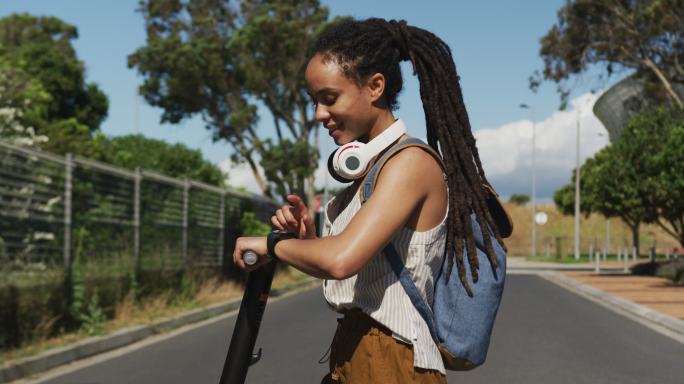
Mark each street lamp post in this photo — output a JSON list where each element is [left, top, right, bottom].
[[520, 104, 536, 259], [575, 108, 581, 260]]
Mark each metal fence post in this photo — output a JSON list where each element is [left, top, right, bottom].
[[63, 153, 74, 310], [134, 167, 141, 284], [182, 179, 189, 268], [218, 191, 225, 267], [64, 153, 73, 278]]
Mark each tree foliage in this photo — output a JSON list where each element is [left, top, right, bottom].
[[532, 0, 684, 108], [0, 62, 49, 147], [621, 107, 684, 246], [553, 146, 652, 253], [102, 134, 226, 186], [508, 194, 530, 205], [0, 13, 109, 146], [554, 107, 684, 251], [128, 0, 332, 204], [654, 123, 684, 246]]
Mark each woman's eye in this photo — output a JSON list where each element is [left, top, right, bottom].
[[309, 95, 336, 109]]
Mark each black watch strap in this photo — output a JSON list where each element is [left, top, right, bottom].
[[267, 231, 297, 262]]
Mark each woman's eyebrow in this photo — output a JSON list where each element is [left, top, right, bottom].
[[314, 88, 338, 96]]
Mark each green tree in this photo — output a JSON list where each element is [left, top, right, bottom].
[[102, 134, 226, 186], [625, 107, 684, 246], [128, 0, 332, 206], [553, 148, 652, 254], [655, 120, 684, 246], [0, 13, 109, 147], [0, 61, 49, 147], [584, 147, 654, 254], [554, 107, 684, 253], [508, 194, 530, 205], [531, 0, 684, 108]]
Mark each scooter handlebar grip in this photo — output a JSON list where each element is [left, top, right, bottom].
[[242, 250, 259, 266]]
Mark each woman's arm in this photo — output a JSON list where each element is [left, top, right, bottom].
[[233, 147, 443, 279]]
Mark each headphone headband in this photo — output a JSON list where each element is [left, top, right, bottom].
[[363, 119, 407, 155]]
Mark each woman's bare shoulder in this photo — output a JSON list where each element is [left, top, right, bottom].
[[382, 145, 444, 183]]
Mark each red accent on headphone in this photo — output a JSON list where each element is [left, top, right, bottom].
[[336, 145, 359, 160]]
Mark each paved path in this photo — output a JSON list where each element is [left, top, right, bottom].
[[561, 272, 684, 320], [26, 275, 684, 384]]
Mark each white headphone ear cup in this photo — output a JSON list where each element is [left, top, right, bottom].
[[337, 144, 372, 180], [339, 150, 368, 179], [327, 150, 354, 183]]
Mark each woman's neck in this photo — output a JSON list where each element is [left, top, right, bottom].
[[360, 111, 396, 143]]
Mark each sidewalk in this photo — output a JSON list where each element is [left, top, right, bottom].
[[558, 272, 684, 320], [508, 256, 684, 340]]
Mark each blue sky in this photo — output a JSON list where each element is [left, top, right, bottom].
[[1, 0, 616, 200]]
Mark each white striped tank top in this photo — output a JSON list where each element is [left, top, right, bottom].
[[322, 181, 448, 374]]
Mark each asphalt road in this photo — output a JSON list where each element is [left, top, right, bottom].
[[35, 275, 683, 384]]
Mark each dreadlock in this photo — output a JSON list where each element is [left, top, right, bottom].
[[312, 18, 507, 296]]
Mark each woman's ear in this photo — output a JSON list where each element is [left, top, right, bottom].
[[366, 73, 386, 103]]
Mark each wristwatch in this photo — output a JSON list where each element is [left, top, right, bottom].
[[267, 231, 297, 262]]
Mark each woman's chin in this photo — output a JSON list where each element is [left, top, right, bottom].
[[331, 135, 349, 146]]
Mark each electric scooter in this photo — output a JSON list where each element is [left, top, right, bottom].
[[218, 250, 272, 384]]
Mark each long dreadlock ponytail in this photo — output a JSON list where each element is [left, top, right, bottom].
[[312, 18, 506, 296]]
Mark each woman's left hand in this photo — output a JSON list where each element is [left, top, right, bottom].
[[232, 236, 269, 272]]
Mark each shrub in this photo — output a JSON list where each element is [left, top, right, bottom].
[[631, 259, 684, 285], [509, 194, 530, 205], [239, 211, 271, 236], [655, 259, 684, 285]]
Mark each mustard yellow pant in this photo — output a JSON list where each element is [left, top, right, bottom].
[[322, 309, 447, 384]]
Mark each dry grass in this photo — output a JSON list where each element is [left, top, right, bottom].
[[0, 266, 311, 364], [503, 202, 678, 257]]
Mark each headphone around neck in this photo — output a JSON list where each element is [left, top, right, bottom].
[[327, 119, 407, 183]]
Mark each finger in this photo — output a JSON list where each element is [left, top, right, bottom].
[[302, 213, 316, 237], [282, 205, 299, 228], [286, 195, 308, 216], [271, 215, 284, 230], [275, 209, 291, 230], [233, 239, 242, 267], [232, 246, 237, 266]]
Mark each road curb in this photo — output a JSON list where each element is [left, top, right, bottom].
[[539, 271, 684, 339], [0, 277, 320, 383]]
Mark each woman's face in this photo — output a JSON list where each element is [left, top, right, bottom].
[[305, 53, 377, 145]]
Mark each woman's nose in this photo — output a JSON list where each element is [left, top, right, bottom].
[[314, 104, 330, 123]]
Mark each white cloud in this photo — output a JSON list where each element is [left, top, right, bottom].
[[476, 92, 610, 202], [218, 159, 264, 194]]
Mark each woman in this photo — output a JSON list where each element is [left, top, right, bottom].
[[233, 18, 506, 383]]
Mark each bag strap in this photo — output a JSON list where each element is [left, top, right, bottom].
[[360, 137, 512, 237], [361, 137, 442, 344], [360, 137, 446, 205], [384, 242, 441, 344]]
